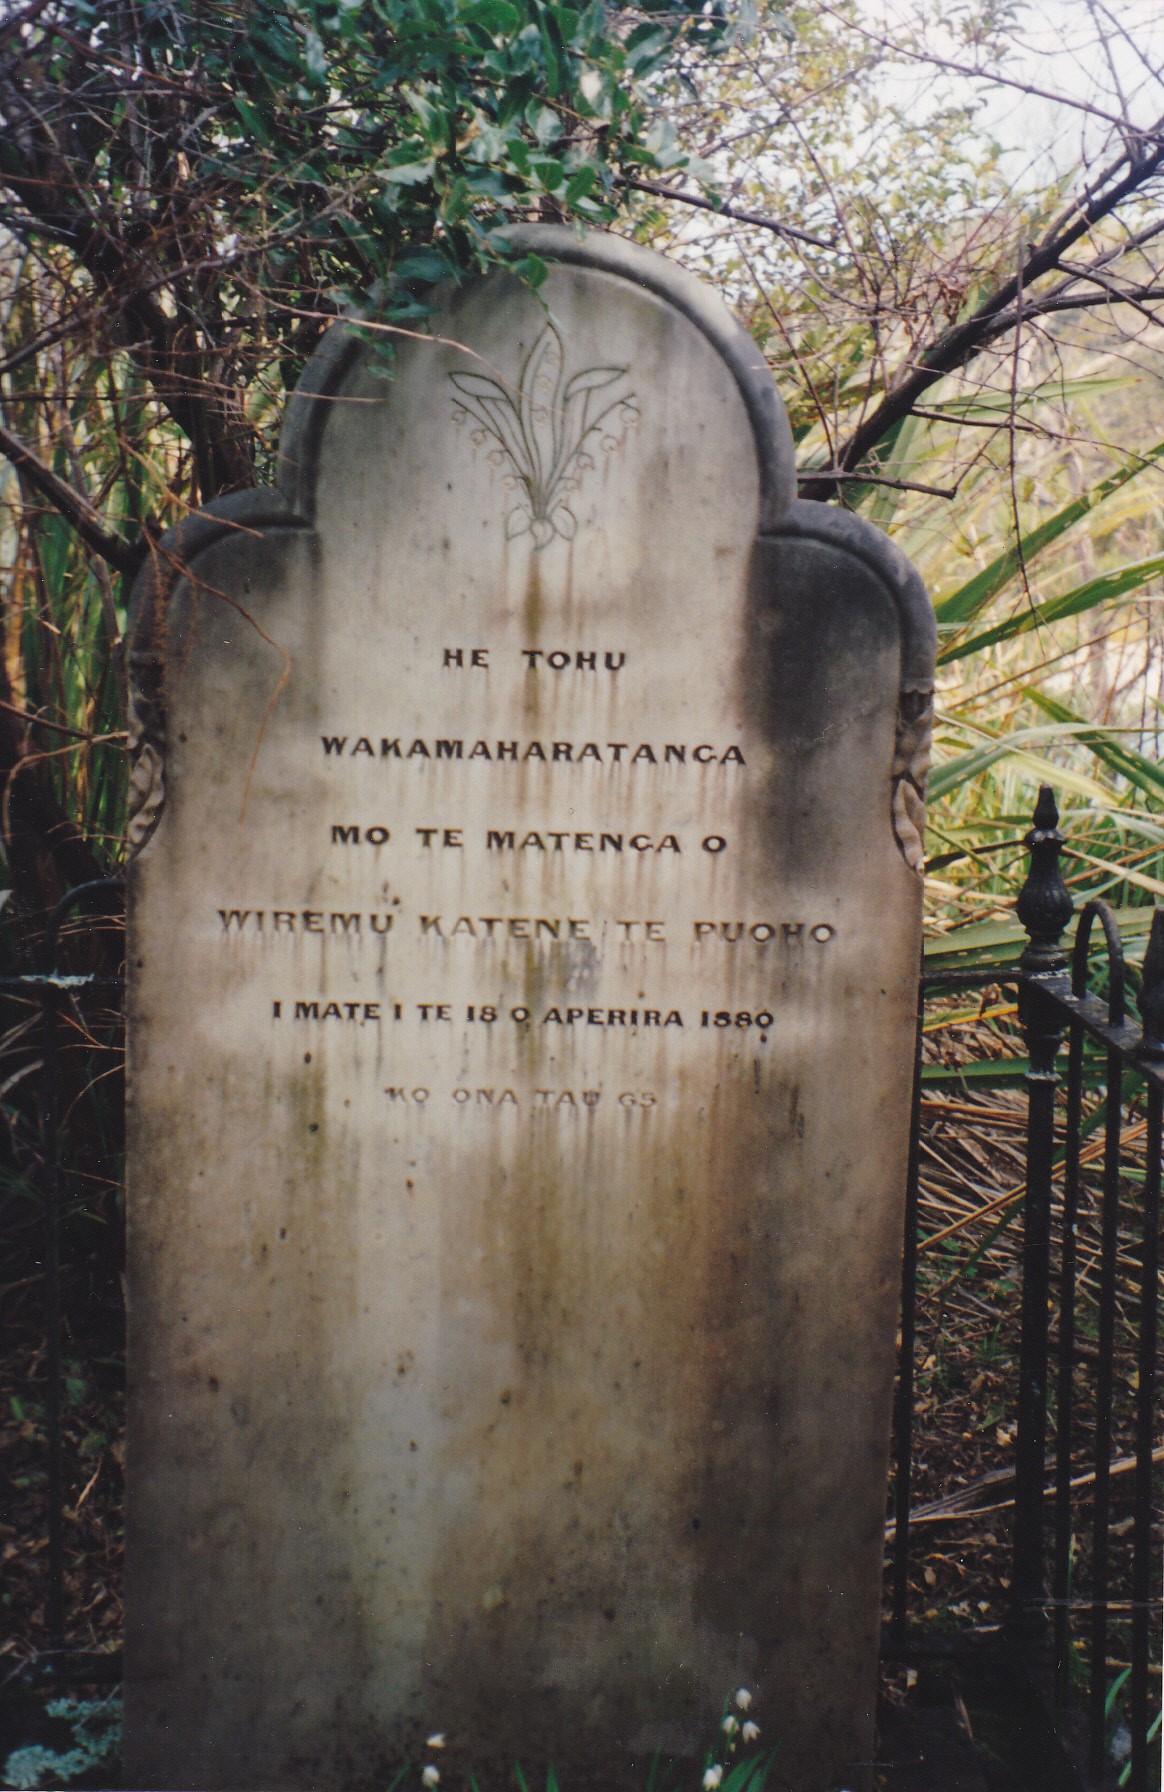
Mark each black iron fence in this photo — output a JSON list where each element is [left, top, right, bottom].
[[2, 796, 1160, 1789], [891, 788, 1163, 1791]]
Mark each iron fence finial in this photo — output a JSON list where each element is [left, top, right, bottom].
[[1016, 785, 1074, 975]]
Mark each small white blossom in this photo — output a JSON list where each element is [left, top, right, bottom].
[[722, 1715, 739, 1736], [422, 1768, 440, 1787], [734, 1688, 753, 1711], [703, 1768, 723, 1790], [742, 1722, 760, 1744], [426, 1735, 446, 1750]]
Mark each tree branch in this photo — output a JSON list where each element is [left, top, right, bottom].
[[796, 468, 958, 499], [0, 142, 257, 498], [622, 176, 835, 251], [798, 137, 1164, 501], [0, 418, 145, 580]]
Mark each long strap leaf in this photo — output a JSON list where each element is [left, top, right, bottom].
[[938, 554, 1164, 664], [934, 439, 1164, 627], [927, 722, 1113, 802], [1024, 689, 1164, 800]]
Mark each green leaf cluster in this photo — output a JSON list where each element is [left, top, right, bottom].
[[9, 0, 741, 339]]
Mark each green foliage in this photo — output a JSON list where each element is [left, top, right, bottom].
[[0, 262, 130, 877], [932, 439, 1164, 634], [5, 0, 744, 365], [853, 351, 1164, 951], [2, 1696, 121, 1790], [633, 5, 1164, 967], [0, 0, 757, 906]]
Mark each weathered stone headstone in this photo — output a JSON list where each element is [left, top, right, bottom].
[[125, 228, 934, 1792]]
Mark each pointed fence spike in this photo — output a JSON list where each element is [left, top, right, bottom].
[[1016, 786, 1074, 974]]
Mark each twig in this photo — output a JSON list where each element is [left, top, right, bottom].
[[798, 135, 1164, 500], [622, 176, 834, 250], [796, 468, 958, 499], [889, 1444, 1164, 1533], [0, 698, 125, 744], [0, 419, 144, 580]]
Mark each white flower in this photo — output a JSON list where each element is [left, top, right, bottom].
[[426, 1735, 446, 1750], [722, 1715, 739, 1736], [742, 1722, 760, 1743], [422, 1768, 440, 1788], [703, 1768, 723, 1790], [734, 1688, 753, 1711]]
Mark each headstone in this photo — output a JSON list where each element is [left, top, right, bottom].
[[124, 227, 934, 1792]]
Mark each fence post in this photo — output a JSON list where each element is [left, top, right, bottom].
[[1011, 786, 1073, 1640], [1130, 910, 1164, 1792]]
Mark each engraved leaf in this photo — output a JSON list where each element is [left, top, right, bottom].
[[519, 324, 564, 499], [449, 370, 510, 402], [448, 327, 636, 551], [466, 389, 529, 483], [562, 366, 626, 399]]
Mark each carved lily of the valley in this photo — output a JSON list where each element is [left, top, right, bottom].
[[450, 322, 638, 549]]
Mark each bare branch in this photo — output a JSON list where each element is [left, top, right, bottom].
[[814, 1, 1158, 135], [622, 176, 834, 250], [796, 468, 959, 498], [798, 138, 1164, 501], [0, 417, 144, 580]]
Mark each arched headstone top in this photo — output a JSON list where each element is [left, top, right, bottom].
[[131, 228, 934, 870], [276, 224, 798, 530]]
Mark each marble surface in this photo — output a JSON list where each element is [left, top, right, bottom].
[[124, 231, 934, 1792]]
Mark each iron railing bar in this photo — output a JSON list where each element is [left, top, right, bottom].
[[1072, 901, 1127, 1029], [1011, 788, 1074, 1648], [921, 968, 1024, 991], [1129, 1082, 1162, 1792], [1088, 1044, 1126, 1779], [1011, 1051, 1059, 1639], [1043, 994, 1143, 1058], [1128, 1057, 1164, 1095], [41, 972, 64, 1654], [922, 973, 1164, 1079], [0, 974, 125, 993], [891, 976, 925, 1653], [40, 876, 125, 973], [1054, 1013, 1084, 1707]]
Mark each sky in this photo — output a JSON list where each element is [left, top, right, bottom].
[[859, 0, 1164, 190]]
